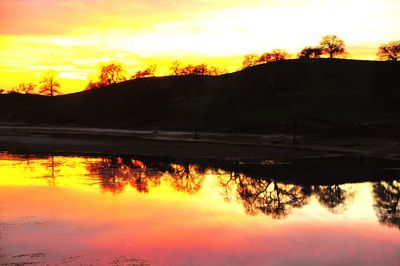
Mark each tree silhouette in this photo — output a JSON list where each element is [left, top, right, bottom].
[[86, 62, 127, 89], [373, 180, 400, 230], [39, 71, 61, 96], [15, 82, 36, 94], [178, 64, 196, 75], [313, 185, 354, 214], [85, 80, 101, 90], [319, 35, 346, 58], [257, 49, 289, 64], [99, 62, 126, 85], [298, 46, 323, 59], [377, 41, 400, 61], [170, 60, 183, 75], [131, 65, 157, 79], [169, 61, 223, 76], [191, 64, 208, 75], [242, 54, 259, 69], [208, 66, 226, 75], [7, 88, 22, 94]]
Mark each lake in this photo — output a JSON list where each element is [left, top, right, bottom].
[[0, 153, 399, 265]]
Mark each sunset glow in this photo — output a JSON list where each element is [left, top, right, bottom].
[[1, 0, 400, 93]]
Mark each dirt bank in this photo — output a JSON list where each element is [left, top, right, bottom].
[[0, 125, 399, 162]]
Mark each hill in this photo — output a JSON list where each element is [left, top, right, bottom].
[[0, 59, 399, 134]]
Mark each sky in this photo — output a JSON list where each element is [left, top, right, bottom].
[[1, 0, 400, 93]]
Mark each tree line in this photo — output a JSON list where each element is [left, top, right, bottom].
[[4, 34, 400, 95], [85, 61, 227, 90], [242, 35, 400, 68], [241, 34, 348, 68]]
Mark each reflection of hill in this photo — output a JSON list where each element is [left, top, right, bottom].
[[224, 156, 400, 185], [373, 180, 400, 230], [1, 59, 399, 131]]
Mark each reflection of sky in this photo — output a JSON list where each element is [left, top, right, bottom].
[[0, 155, 399, 265]]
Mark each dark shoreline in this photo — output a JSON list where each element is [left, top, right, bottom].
[[1, 125, 399, 185], [1, 125, 399, 157]]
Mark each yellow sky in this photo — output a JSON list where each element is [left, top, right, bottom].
[[1, 0, 399, 93]]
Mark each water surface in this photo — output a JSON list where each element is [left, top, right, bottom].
[[0, 154, 399, 265]]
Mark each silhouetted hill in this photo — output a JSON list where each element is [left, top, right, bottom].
[[1, 59, 399, 133]]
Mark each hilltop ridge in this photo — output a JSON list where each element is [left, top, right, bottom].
[[0, 59, 399, 134]]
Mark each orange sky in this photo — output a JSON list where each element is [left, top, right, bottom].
[[1, 0, 400, 93]]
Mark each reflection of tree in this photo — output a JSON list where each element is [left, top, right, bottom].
[[373, 180, 400, 230], [87, 158, 161, 194], [168, 164, 205, 194], [87, 158, 206, 195], [218, 171, 240, 202], [219, 173, 309, 219], [314, 185, 354, 214], [42, 156, 60, 186], [240, 178, 309, 218]]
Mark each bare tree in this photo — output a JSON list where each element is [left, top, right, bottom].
[[319, 35, 347, 58], [377, 41, 400, 61], [39, 71, 61, 96]]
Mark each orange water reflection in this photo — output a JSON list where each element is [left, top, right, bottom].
[[0, 154, 399, 265]]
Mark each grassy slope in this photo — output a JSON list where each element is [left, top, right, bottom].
[[0, 59, 399, 133]]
